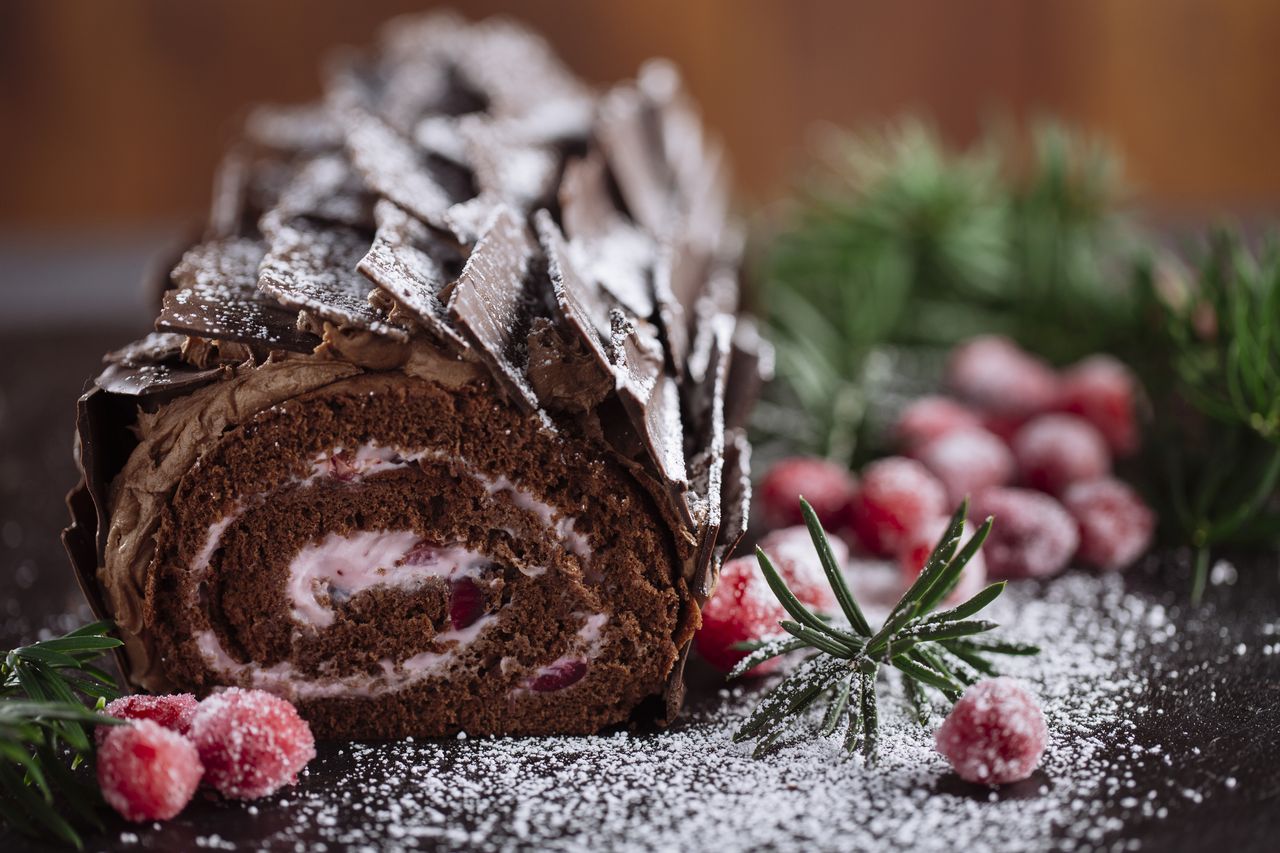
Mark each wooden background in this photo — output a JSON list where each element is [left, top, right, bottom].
[[2, 0, 1280, 229]]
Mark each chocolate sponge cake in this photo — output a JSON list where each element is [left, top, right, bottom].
[[63, 13, 767, 739]]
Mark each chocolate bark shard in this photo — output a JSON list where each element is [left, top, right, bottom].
[[596, 85, 673, 239], [339, 104, 474, 233], [608, 311, 688, 490], [159, 238, 322, 352], [104, 332, 187, 367], [454, 18, 587, 118], [558, 153, 656, 318], [266, 154, 376, 233], [259, 218, 410, 341], [357, 200, 467, 348], [445, 206, 549, 424]]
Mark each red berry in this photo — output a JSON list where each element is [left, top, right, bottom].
[[971, 487, 1079, 579], [935, 677, 1048, 784], [846, 457, 948, 556], [757, 457, 857, 530], [757, 525, 847, 612], [402, 538, 443, 565], [97, 720, 203, 822], [97, 693, 199, 745], [898, 516, 988, 606], [1012, 414, 1110, 495], [1057, 355, 1141, 456], [529, 659, 589, 692], [188, 688, 316, 800], [448, 578, 485, 630], [695, 556, 788, 674], [946, 336, 1059, 419], [894, 396, 982, 450], [1063, 478, 1155, 571], [911, 427, 1015, 506]]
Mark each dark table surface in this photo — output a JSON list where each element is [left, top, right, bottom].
[[1, 326, 1278, 853]]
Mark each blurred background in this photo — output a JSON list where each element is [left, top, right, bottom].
[[4, 0, 1280, 324]]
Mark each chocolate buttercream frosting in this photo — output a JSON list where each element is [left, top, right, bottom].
[[65, 11, 767, 730]]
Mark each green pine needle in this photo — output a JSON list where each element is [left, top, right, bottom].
[[1, 621, 124, 849], [732, 499, 1033, 760]]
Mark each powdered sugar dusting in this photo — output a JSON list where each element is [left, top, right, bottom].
[[122, 571, 1268, 851]]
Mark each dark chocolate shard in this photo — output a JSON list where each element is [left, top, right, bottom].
[[96, 362, 226, 398], [104, 332, 187, 367], [357, 200, 466, 347], [713, 429, 752, 582], [339, 105, 474, 232], [444, 205, 549, 424], [597, 85, 673, 239], [462, 118, 559, 210], [455, 18, 587, 118], [608, 310, 688, 489], [534, 210, 613, 344], [264, 154, 376, 233], [558, 154, 656, 318], [159, 238, 321, 352], [724, 317, 774, 433], [243, 102, 344, 154], [259, 218, 410, 340]]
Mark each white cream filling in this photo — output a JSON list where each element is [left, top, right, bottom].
[[286, 530, 494, 628]]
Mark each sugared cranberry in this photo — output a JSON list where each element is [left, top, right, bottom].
[[894, 396, 983, 450], [971, 487, 1078, 579], [448, 578, 485, 630], [898, 516, 988, 606], [1057, 355, 1141, 456], [757, 526, 847, 612], [329, 451, 358, 481], [757, 456, 857, 530], [946, 336, 1059, 421], [98, 693, 199, 744], [1012, 414, 1110, 495], [846, 457, 948, 556], [935, 677, 1048, 784], [529, 658, 588, 692], [911, 427, 1015, 506], [1062, 478, 1155, 571], [97, 720, 203, 822], [188, 688, 316, 800], [695, 556, 788, 674]]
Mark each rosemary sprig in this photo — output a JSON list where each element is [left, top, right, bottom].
[[1, 621, 124, 848], [731, 499, 1036, 761]]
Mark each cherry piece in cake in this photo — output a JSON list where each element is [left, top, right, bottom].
[[529, 659, 589, 692], [448, 578, 486, 630]]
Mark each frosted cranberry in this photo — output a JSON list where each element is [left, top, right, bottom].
[[757, 525, 847, 612], [1012, 414, 1111, 495], [946, 336, 1059, 419], [935, 677, 1048, 784], [97, 693, 199, 744], [898, 516, 988, 606], [894, 396, 982, 450], [529, 659, 589, 692], [448, 578, 485, 630], [911, 427, 1015, 506], [846, 457, 948, 556], [1057, 355, 1141, 456], [971, 487, 1078, 579], [1063, 478, 1155, 571], [757, 456, 857, 530], [695, 556, 789, 674], [329, 451, 358, 481], [97, 720, 203, 822], [189, 688, 316, 800]]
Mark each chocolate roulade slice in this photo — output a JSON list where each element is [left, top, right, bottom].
[[110, 361, 681, 738]]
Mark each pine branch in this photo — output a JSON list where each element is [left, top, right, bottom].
[[732, 499, 1035, 761], [0, 621, 124, 849]]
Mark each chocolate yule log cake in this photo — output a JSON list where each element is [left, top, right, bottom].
[[63, 13, 767, 739]]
